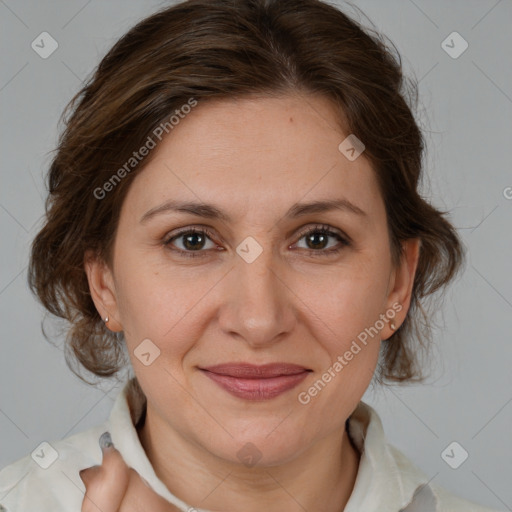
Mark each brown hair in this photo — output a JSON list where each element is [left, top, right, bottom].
[[28, 0, 465, 386]]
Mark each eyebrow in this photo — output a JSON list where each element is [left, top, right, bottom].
[[140, 198, 367, 224]]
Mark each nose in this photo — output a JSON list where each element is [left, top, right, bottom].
[[218, 243, 296, 349]]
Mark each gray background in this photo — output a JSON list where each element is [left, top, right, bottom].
[[1, 0, 511, 509]]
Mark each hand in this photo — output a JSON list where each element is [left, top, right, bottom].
[[79, 432, 181, 512]]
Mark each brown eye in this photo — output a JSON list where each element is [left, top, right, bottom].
[[294, 225, 350, 256], [164, 227, 217, 258]]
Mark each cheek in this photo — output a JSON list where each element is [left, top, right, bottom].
[[294, 269, 386, 413], [294, 251, 391, 346], [113, 251, 215, 357]]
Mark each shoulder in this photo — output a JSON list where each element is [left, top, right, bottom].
[[386, 444, 502, 512], [430, 482, 502, 512], [0, 423, 106, 511]]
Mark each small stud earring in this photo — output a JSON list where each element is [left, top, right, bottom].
[[390, 322, 396, 330], [104, 316, 109, 323]]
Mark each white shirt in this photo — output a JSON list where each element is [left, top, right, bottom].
[[0, 378, 500, 511]]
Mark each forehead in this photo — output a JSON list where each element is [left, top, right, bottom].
[[122, 94, 384, 224]]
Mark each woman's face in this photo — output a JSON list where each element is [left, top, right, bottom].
[[87, 93, 419, 466]]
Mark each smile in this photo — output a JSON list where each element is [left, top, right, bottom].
[[199, 363, 312, 401]]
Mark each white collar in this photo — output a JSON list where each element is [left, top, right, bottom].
[[342, 396, 433, 511], [108, 378, 432, 512]]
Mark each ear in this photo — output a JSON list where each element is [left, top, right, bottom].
[[382, 238, 421, 340], [84, 250, 123, 332]]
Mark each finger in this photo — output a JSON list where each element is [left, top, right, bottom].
[[79, 465, 101, 488], [80, 432, 182, 512], [80, 432, 130, 512]]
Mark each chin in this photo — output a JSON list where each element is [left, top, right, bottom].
[[204, 428, 308, 469]]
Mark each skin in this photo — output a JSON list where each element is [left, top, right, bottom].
[[80, 443, 180, 512], [84, 93, 420, 511]]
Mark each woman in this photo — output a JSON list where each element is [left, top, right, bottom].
[[0, 0, 502, 510]]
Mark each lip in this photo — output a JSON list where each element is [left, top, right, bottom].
[[199, 363, 311, 401]]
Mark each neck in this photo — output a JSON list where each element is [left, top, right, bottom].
[[138, 403, 360, 512]]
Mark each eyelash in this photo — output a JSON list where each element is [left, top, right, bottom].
[[163, 224, 351, 259]]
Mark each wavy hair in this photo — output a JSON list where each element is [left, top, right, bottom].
[[28, 0, 465, 386]]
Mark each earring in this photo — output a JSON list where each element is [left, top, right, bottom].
[[390, 322, 396, 330], [104, 316, 109, 323]]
